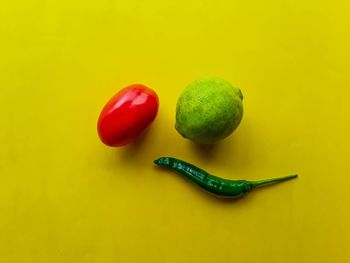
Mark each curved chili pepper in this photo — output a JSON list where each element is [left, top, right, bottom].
[[154, 157, 297, 198]]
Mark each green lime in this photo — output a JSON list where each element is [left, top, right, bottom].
[[175, 76, 243, 144]]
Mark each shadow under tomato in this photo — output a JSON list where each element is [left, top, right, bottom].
[[117, 125, 155, 164]]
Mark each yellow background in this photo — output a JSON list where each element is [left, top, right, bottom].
[[1, 0, 349, 262]]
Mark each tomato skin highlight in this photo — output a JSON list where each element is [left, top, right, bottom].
[[97, 84, 159, 147]]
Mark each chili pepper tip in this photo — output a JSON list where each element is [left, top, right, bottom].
[[154, 157, 171, 166]]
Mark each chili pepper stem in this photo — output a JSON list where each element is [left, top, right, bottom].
[[250, 174, 298, 188]]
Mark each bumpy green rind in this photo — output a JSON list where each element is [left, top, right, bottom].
[[175, 76, 243, 144]]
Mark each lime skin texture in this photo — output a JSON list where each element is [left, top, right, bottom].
[[176, 76, 243, 144]]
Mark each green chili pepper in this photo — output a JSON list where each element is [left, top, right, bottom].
[[154, 157, 297, 198]]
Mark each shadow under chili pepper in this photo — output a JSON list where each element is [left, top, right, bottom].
[[153, 165, 251, 204], [180, 182, 265, 205], [183, 181, 252, 204], [198, 190, 247, 204], [153, 161, 288, 205], [198, 177, 298, 204]]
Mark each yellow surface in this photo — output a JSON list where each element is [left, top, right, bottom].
[[1, 0, 349, 262]]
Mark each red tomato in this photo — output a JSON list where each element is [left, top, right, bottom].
[[97, 84, 159, 147]]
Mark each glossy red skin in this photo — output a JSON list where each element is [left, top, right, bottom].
[[97, 84, 159, 147]]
